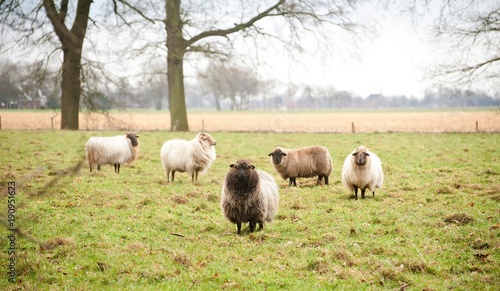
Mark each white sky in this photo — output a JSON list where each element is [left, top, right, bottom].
[[179, 1, 445, 99], [247, 4, 436, 99], [2, 1, 496, 99]]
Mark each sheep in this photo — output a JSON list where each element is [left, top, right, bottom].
[[268, 146, 333, 186], [160, 132, 217, 183], [341, 145, 384, 200], [85, 132, 140, 173], [221, 159, 279, 234]]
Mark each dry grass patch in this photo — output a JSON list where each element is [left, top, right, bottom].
[[1, 110, 499, 132]]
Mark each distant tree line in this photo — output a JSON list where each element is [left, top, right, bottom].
[[1, 61, 498, 111]]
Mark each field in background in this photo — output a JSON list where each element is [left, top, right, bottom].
[[0, 130, 499, 289], [0, 109, 499, 132]]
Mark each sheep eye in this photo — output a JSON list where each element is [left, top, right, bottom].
[[230, 164, 235, 168]]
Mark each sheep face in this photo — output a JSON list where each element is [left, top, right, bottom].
[[268, 148, 287, 165], [227, 160, 258, 191], [126, 133, 139, 146], [353, 147, 370, 166], [198, 133, 217, 146]]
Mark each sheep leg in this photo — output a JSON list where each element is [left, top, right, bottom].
[[316, 175, 328, 186], [114, 163, 120, 174], [289, 177, 297, 187], [259, 222, 263, 231], [89, 162, 93, 172], [192, 170, 199, 183], [249, 221, 256, 233], [237, 222, 242, 235], [361, 188, 366, 199], [97, 165, 101, 171], [353, 186, 358, 200], [171, 171, 175, 182]]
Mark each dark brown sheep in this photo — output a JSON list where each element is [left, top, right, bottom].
[[221, 160, 279, 234]]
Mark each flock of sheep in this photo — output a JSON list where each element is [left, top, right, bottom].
[[84, 132, 384, 234]]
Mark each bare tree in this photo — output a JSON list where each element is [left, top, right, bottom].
[[164, 0, 359, 131], [43, 0, 92, 129], [425, 1, 500, 89], [1, 0, 92, 129], [199, 60, 260, 111]]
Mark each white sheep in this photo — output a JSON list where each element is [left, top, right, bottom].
[[221, 159, 279, 234], [160, 132, 217, 183], [85, 132, 140, 173], [341, 145, 383, 200], [268, 146, 333, 186]]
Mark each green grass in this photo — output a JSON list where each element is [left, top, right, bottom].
[[0, 130, 499, 290]]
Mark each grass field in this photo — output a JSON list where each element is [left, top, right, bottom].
[[0, 129, 499, 290], [0, 130, 500, 290], [1, 109, 499, 132]]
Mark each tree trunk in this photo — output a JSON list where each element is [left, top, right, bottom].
[[43, 0, 92, 130], [60, 49, 82, 129], [167, 50, 189, 131], [214, 95, 221, 111], [166, 0, 189, 131]]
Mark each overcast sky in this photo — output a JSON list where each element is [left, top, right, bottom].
[[246, 2, 438, 99], [179, 1, 446, 99], [2, 0, 496, 99]]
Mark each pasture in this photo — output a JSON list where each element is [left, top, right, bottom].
[[0, 116, 499, 289], [0, 109, 499, 132]]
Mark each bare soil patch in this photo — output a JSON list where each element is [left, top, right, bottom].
[[0, 110, 499, 133]]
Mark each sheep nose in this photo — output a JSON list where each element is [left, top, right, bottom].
[[356, 157, 365, 165]]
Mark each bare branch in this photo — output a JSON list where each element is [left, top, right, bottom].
[[187, 0, 285, 46], [42, 0, 73, 44], [117, 0, 156, 24], [60, 0, 68, 23]]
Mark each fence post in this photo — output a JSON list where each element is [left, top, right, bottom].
[[476, 121, 478, 133], [51, 115, 56, 130], [351, 122, 355, 134]]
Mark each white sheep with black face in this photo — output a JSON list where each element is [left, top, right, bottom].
[[341, 145, 383, 200], [268, 146, 333, 186], [85, 132, 140, 174], [160, 132, 217, 183], [221, 159, 279, 235]]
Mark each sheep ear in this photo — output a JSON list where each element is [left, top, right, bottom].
[[230, 164, 235, 168], [250, 165, 255, 170], [352, 152, 358, 156], [282, 153, 287, 156], [365, 152, 370, 156], [268, 153, 273, 156]]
